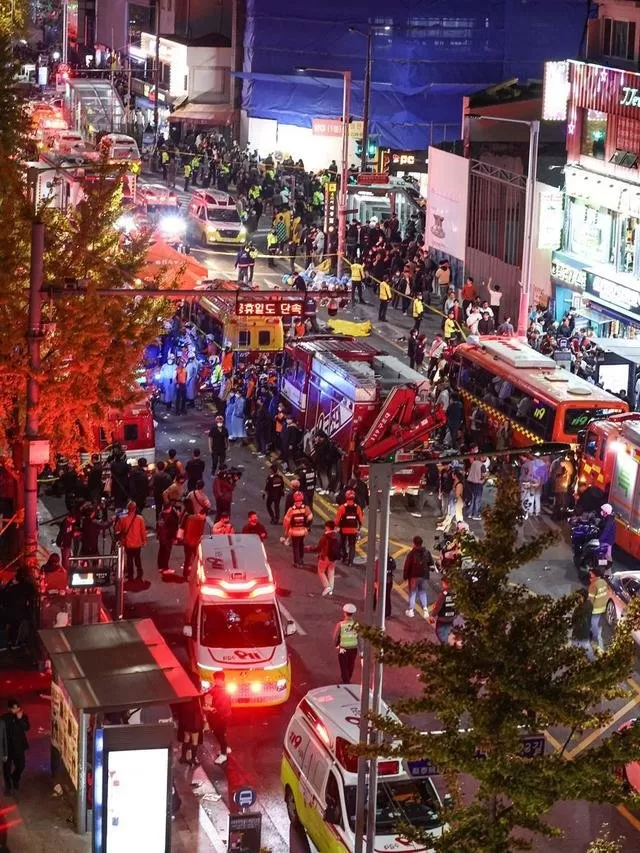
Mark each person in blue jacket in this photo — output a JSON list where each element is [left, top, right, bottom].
[[598, 502, 616, 562]]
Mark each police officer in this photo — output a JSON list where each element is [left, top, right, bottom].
[[428, 578, 457, 645], [247, 242, 258, 282], [161, 147, 170, 181], [333, 603, 359, 683], [334, 489, 363, 566], [282, 491, 313, 567], [296, 459, 316, 511], [350, 259, 366, 305], [262, 463, 285, 525], [266, 228, 278, 267], [183, 158, 192, 192]]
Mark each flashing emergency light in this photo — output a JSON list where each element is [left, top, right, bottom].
[[250, 682, 262, 694], [336, 736, 358, 772], [315, 722, 331, 746], [609, 439, 626, 454], [159, 215, 186, 236], [115, 214, 135, 233], [378, 760, 400, 776], [226, 682, 238, 695]]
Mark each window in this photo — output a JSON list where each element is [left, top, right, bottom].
[[567, 200, 613, 265], [258, 330, 271, 347], [563, 408, 624, 437], [324, 772, 343, 828], [581, 109, 607, 159], [615, 116, 640, 157], [123, 423, 138, 442], [98, 427, 107, 445], [603, 18, 636, 60], [200, 604, 282, 649], [238, 330, 251, 347], [584, 430, 599, 458]]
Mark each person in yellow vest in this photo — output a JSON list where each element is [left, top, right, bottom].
[[160, 148, 170, 180], [266, 227, 278, 267], [350, 260, 366, 305], [412, 293, 425, 332], [333, 603, 359, 683], [587, 567, 608, 652], [247, 242, 259, 282], [183, 160, 192, 192], [378, 278, 392, 322], [191, 155, 200, 187], [282, 491, 313, 567]]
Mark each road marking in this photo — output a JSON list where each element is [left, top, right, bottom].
[[616, 803, 640, 832], [565, 694, 640, 760], [543, 730, 565, 753], [279, 602, 307, 636], [627, 677, 640, 696]]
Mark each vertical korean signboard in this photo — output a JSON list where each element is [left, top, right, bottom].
[[324, 179, 339, 237], [425, 147, 470, 265]]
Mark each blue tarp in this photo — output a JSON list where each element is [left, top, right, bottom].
[[242, 0, 589, 149]]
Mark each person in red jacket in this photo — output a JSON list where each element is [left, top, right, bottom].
[[212, 466, 241, 521], [334, 490, 363, 566], [181, 509, 207, 580]]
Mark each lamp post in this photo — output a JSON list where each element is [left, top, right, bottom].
[[467, 115, 540, 337], [349, 25, 389, 174], [61, 0, 68, 64], [296, 67, 351, 277], [153, 0, 161, 144]]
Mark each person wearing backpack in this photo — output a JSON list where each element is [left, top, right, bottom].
[[165, 449, 183, 483], [310, 520, 342, 596], [334, 490, 363, 566], [403, 535, 435, 618]]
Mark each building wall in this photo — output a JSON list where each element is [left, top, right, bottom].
[[245, 116, 358, 172]]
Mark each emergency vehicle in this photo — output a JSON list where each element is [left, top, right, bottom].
[[282, 684, 447, 852], [183, 534, 296, 706], [186, 189, 246, 247], [116, 186, 187, 248], [79, 398, 156, 466], [579, 414, 640, 559], [191, 290, 285, 355], [280, 339, 446, 502], [451, 338, 627, 446]]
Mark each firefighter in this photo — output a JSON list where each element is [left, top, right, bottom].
[[235, 245, 253, 284], [335, 489, 363, 567], [282, 491, 313, 567], [333, 603, 359, 683]]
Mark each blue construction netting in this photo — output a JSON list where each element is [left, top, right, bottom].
[[241, 0, 590, 149]]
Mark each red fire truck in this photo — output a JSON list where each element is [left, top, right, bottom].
[[280, 339, 445, 504], [578, 413, 640, 559]]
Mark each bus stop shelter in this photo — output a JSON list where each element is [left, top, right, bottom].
[[39, 618, 198, 833]]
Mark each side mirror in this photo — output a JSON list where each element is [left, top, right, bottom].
[[443, 793, 453, 808], [285, 620, 297, 637], [183, 625, 193, 638]]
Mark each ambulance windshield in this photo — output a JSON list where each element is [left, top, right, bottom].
[[206, 208, 241, 223], [201, 603, 282, 648], [344, 777, 443, 833]]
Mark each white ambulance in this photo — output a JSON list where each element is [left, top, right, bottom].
[[281, 684, 448, 852], [183, 534, 296, 706]]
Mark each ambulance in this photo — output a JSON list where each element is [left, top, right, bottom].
[[282, 685, 448, 852], [186, 189, 246, 247], [183, 534, 296, 706]]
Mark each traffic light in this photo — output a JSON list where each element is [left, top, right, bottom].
[[354, 137, 378, 160]]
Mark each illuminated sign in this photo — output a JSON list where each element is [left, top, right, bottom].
[[538, 187, 564, 250], [550, 258, 587, 290], [542, 61, 570, 121], [324, 179, 339, 234], [312, 118, 363, 138], [235, 292, 304, 317], [383, 149, 429, 175], [620, 86, 640, 108], [588, 274, 640, 313]]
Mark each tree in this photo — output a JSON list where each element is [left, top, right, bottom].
[[362, 475, 640, 852], [0, 22, 174, 460]]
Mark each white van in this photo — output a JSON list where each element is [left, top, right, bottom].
[[51, 130, 90, 155], [183, 534, 295, 706], [282, 685, 448, 852], [186, 189, 246, 247], [100, 133, 141, 163]]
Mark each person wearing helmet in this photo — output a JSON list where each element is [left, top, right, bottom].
[[333, 603, 360, 683], [334, 490, 363, 566], [598, 503, 615, 563], [284, 479, 302, 513], [282, 492, 313, 567]]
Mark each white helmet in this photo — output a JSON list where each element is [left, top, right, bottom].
[[601, 503, 613, 517]]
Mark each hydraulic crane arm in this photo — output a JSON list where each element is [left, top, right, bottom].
[[360, 386, 446, 461]]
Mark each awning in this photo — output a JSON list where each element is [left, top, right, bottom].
[[39, 618, 198, 713], [168, 102, 234, 125], [136, 240, 210, 291]]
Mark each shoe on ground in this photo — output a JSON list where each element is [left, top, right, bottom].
[[322, 586, 332, 597], [214, 753, 228, 765], [405, 609, 415, 618]]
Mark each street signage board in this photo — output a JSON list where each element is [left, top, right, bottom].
[[232, 787, 257, 809], [235, 291, 305, 317], [312, 118, 364, 138], [228, 811, 262, 852], [358, 172, 389, 185]]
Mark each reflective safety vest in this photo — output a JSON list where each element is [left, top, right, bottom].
[[266, 232, 278, 248], [338, 502, 360, 532], [339, 619, 358, 649], [290, 508, 308, 530], [435, 591, 456, 623], [313, 190, 323, 207], [589, 578, 608, 614], [350, 263, 364, 282], [184, 163, 192, 177], [161, 151, 170, 164]]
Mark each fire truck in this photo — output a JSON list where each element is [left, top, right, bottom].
[[579, 413, 640, 559], [280, 339, 446, 504]]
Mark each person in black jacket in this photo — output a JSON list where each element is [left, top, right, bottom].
[[403, 536, 435, 618], [109, 447, 130, 509], [185, 449, 206, 492], [2, 698, 29, 794], [79, 505, 111, 557], [129, 458, 149, 514], [263, 464, 285, 524], [150, 461, 172, 521]]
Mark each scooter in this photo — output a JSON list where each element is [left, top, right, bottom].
[[570, 513, 610, 580]]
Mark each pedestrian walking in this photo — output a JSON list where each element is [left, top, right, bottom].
[[185, 448, 206, 492], [203, 671, 232, 765], [334, 489, 363, 566], [333, 603, 359, 683], [282, 491, 313, 567], [151, 460, 172, 521], [403, 536, 435, 618], [156, 504, 179, 574], [2, 698, 29, 795], [115, 501, 147, 582], [175, 359, 188, 415], [263, 463, 285, 524], [311, 520, 341, 596], [208, 415, 229, 476], [587, 568, 608, 653], [571, 588, 595, 661]]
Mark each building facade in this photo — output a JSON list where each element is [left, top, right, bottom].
[[550, 0, 640, 337]]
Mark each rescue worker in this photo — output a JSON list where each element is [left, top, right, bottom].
[[378, 278, 392, 322], [598, 503, 616, 563], [587, 567, 608, 653], [266, 227, 278, 267], [429, 578, 458, 645], [333, 603, 359, 683], [282, 491, 313, 567], [262, 463, 285, 524], [334, 490, 363, 566], [183, 159, 192, 192], [350, 259, 366, 305], [190, 154, 200, 187]]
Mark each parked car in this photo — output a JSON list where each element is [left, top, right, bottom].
[[604, 570, 640, 646]]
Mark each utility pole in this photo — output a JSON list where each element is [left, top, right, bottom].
[[153, 0, 161, 143], [62, 0, 69, 64], [361, 29, 372, 174]]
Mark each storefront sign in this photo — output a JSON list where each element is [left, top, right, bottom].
[[236, 292, 304, 317], [312, 118, 363, 138], [587, 273, 640, 315], [324, 179, 339, 234], [538, 187, 564, 250], [426, 146, 470, 262], [550, 258, 587, 291], [382, 149, 429, 175], [542, 61, 570, 121], [620, 86, 640, 108], [228, 812, 262, 852]]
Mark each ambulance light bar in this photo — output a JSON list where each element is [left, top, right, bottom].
[[200, 582, 275, 599]]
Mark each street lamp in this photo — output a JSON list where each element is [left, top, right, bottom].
[[349, 25, 390, 174], [467, 114, 540, 338], [296, 67, 351, 278]]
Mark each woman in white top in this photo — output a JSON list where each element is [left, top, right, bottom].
[[488, 284, 502, 325]]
